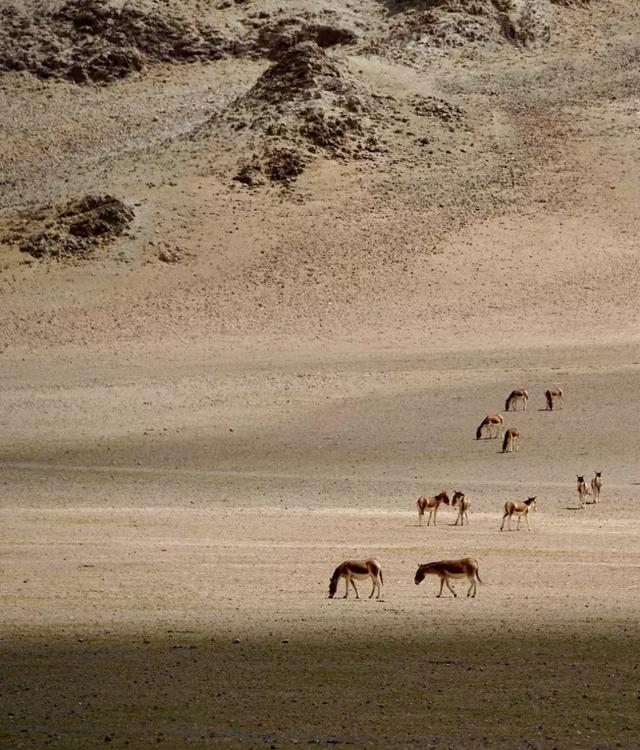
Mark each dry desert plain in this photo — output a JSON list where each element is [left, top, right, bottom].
[[2, 0, 640, 748], [3, 342, 640, 749]]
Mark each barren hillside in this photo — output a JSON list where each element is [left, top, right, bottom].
[[0, 0, 638, 356]]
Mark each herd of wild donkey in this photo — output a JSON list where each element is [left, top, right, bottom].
[[329, 386, 605, 601]]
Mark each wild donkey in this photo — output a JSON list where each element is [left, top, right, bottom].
[[416, 491, 450, 527], [328, 559, 383, 599], [545, 387, 563, 411], [414, 559, 481, 598], [577, 475, 590, 509], [502, 427, 520, 453], [590, 471, 603, 503], [476, 414, 504, 440], [500, 497, 537, 531], [505, 389, 528, 411], [451, 491, 471, 526]]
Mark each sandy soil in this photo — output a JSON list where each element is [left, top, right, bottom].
[[1, 0, 640, 748], [3, 343, 640, 748]]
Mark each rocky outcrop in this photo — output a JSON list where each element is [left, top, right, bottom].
[[0, 0, 233, 84], [18, 195, 134, 261], [225, 42, 387, 184]]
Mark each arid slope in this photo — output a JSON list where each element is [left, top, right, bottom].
[[0, 0, 638, 355]]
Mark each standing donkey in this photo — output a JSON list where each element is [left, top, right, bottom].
[[577, 475, 590, 509], [590, 472, 603, 503], [500, 497, 537, 531], [416, 491, 450, 526], [451, 491, 471, 526]]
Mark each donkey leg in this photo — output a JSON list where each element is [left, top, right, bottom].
[[444, 578, 457, 598], [350, 579, 359, 599], [467, 577, 476, 597]]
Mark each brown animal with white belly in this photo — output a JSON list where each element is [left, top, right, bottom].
[[414, 558, 481, 598]]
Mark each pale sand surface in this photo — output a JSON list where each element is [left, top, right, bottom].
[[2, 342, 640, 747]]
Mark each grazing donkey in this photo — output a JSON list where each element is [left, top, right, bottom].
[[500, 497, 537, 531], [475, 414, 504, 440], [505, 389, 528, 411], [328, 559, 383, 599], [416, 491, 450, 526], [502, 427, 520, 453], [414, 558, 481, 598], [545, 387, 563, 411], [590, 471, 603, 503]]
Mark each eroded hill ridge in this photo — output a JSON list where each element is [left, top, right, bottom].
[[0, 0, 599, 266], [0, 0, 232, 83], [226, 41, 390, 185], [0, 0, 590, 85]]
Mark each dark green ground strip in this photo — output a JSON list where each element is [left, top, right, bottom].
[[2, 630, 639, 749]]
